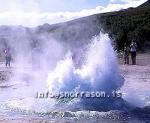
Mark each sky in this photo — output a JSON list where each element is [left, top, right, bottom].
[[0, 0, 147, 27]]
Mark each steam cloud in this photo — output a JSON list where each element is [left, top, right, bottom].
[[0, 29, 125, 112]]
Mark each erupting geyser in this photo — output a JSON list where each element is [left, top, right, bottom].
[[46, 32, 125, 111], [0, 32, 127, 113]]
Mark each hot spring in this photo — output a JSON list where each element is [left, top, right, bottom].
[[0, 32, 132, 114]]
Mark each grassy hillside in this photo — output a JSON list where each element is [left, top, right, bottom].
[[0, 0, 149, 53], [98, 0, 150, 51], [37, 0, 150, 51]]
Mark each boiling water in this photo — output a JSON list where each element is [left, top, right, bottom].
[[0, 32, 149, 122]]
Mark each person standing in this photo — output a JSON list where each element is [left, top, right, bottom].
[[124, 43, 130, 64], [130, 41, 137, 65], [4, 48, 11, 67]]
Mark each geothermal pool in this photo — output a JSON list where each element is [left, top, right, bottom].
[[0, 33, 150, 122]]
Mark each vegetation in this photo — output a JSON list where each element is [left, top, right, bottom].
[[0, 1, 149, 52], [37, 0, 150, 51], [98, 0, 150, 50]]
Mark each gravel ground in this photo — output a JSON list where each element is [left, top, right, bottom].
[[119, 53, 150, 107], [0, 53, 150, 123]]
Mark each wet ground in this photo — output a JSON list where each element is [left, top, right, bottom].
[[0, 53, 150, 123]]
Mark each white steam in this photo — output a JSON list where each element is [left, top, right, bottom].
[[47, 33, 123, 95], [1, 32, 125, 112]]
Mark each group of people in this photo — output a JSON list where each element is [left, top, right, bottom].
[[124, 41, 137, 65], [2, 41, 137, 68]]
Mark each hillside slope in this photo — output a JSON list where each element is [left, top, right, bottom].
[[37, 0, 150, 51], [0, 0, 149, 52], [98, 0, 150, 50]]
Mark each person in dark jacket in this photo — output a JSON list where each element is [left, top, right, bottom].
[[4, 48, 11, 67], [130, 41, 137, 65]]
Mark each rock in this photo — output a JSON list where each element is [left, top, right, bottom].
[[62, 112, 75, 117]]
